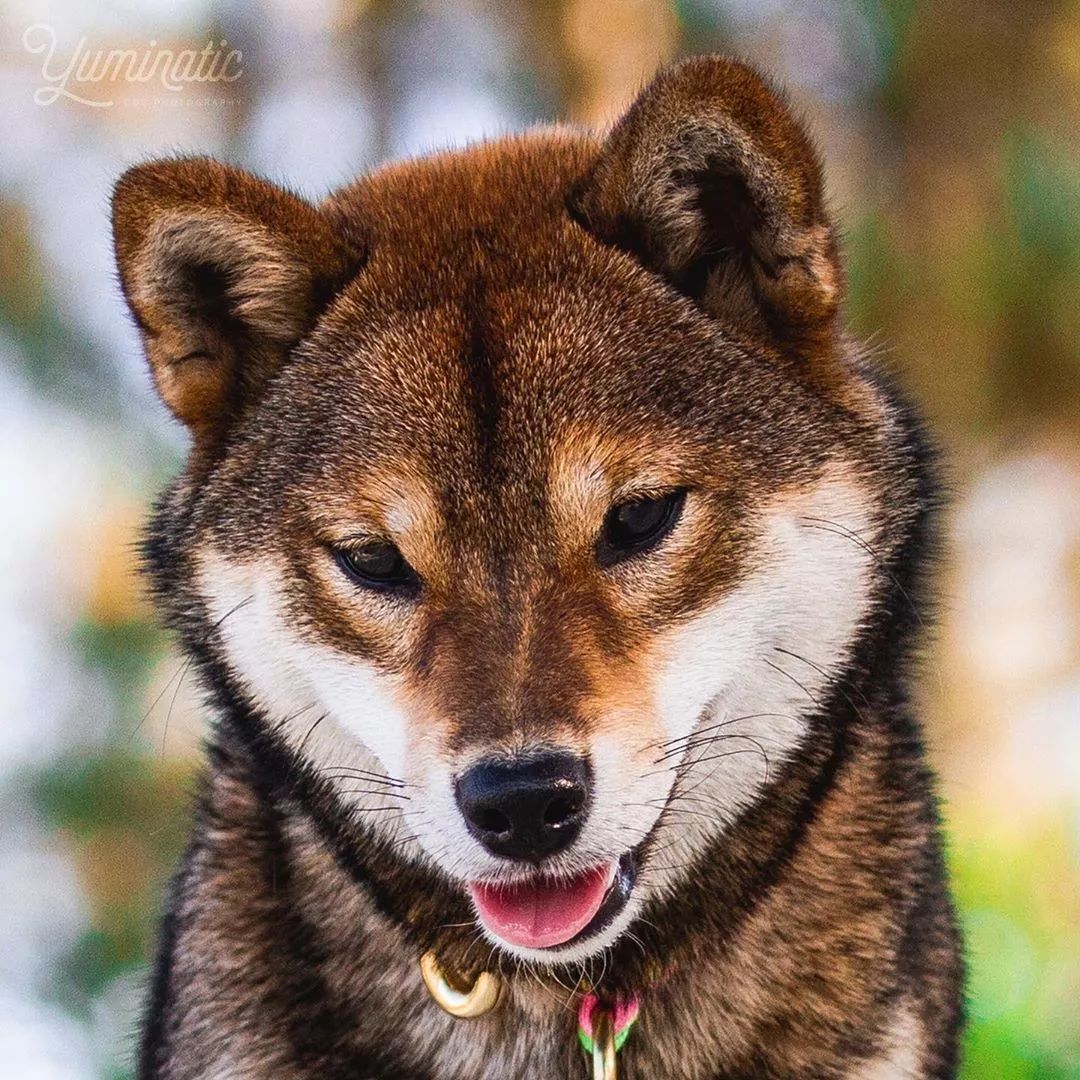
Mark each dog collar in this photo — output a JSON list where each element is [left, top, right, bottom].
[[420, 952, 639, 1079]]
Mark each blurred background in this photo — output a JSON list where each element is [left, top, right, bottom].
[[0, 1, 1077, 1076]]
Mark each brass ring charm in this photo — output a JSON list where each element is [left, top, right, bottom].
[[590, 1005, 618, 1080], [419, 951, 503, 1019]]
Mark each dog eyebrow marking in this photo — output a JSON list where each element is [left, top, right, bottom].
[[305, 467, 438, 537], [384, 491, 422, 537], [547, 426, 687, 545], [302, 468, 448, 592]]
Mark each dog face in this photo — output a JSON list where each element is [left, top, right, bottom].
[[115, 58, 904, 965]]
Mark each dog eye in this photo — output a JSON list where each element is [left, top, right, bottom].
[[597, 489, 686, 566], [334, 541, 419, 594]]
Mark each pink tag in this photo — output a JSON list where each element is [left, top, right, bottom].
[[578, 992, 640, 1040]]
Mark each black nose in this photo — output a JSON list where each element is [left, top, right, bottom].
[[455, 752, 591, 861]]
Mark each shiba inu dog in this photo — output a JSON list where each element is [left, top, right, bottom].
[[114, 56, 963, 1079]]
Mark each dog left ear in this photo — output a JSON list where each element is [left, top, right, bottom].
[[112, 157, 364, 447], [569, 56, 842, 355]]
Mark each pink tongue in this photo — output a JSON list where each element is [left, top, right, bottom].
[[469, 864, 612, 949]]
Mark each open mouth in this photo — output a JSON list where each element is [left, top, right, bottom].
[[468, 851, 637, 950]]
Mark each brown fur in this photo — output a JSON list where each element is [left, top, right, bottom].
[[113, 157, 363, 444], [114, 56, 963, 1079]]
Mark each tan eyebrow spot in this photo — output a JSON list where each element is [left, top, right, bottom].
[[384, 490, 427, 537], [305, 465, 445, 578], [547, 426, 688, 547]]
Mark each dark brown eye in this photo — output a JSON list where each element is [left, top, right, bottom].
[[334, 541, 419, 594], [597, 489, 686, 566]]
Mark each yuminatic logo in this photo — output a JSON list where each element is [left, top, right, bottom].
[[22, 23, 243, 108]]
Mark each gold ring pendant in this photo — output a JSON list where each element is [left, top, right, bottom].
[[419, 951, 503, 1019]]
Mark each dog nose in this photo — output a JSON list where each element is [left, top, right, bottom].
[[455, 752, 591, 861]]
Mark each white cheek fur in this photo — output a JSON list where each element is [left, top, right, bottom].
[[644, 472, 878, 895], [195, 552, 414, 790]]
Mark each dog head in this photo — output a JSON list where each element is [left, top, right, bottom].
[[114, 57, 910, 965]]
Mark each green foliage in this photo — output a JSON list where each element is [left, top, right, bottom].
[[951, 818, 1080, 1078]]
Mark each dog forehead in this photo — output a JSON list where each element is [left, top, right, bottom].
[[298, 129, 737, 439], [290, 289, 740, 519], [235, 134, 821, 524], [268, 298, 663, 523]]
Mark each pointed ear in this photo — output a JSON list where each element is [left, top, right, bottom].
[[569, 56, 842, 354], [112, 157, 364, 444]]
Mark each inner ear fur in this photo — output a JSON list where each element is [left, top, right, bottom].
[[112, 157, 364, 442], [570, 56, 842, 354]]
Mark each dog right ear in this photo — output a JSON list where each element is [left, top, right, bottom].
[[569, 56, 842, 357], [112, 157, 363, 446]]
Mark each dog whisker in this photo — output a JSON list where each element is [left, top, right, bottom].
[[337, 788, 411, 801]]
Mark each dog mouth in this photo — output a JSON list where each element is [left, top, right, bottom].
[[468, 851, 637, 950]]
